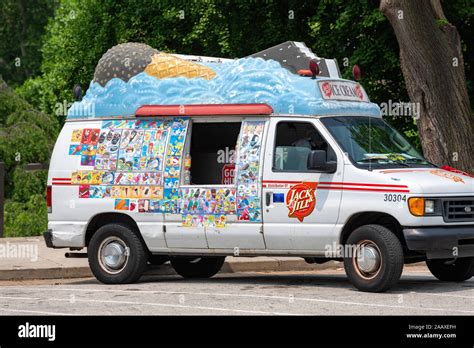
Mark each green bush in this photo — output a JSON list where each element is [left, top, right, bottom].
[[11, 168, 48, 202], [4, 194, 48, 237], [0, 77, 58, 237]]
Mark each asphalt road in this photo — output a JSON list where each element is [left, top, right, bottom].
[[0, 266, 472, 315]]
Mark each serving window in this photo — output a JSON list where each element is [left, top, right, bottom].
[[184, 122, 241, 185]]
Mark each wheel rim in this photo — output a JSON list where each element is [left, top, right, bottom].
[[98, 236, 129, 274], [353, 240, 382, 280]]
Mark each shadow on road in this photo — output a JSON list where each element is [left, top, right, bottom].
[[68, 271, 473, 296]]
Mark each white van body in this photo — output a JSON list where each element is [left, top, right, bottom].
[[45, 80, 474, 292]]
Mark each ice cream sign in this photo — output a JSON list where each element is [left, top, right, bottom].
[[318, 80, 368, 102], [286, 182, 317, 222]]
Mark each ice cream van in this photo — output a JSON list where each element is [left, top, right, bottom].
[[44, 42, 474, 292]]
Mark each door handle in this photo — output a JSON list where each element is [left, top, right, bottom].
[[265, 192, 272, 206]]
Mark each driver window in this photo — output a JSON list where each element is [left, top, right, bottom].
[[273, 121, 333, 172]]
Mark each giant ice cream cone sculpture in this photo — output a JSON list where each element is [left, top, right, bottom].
[[144, 53, 216, 80]]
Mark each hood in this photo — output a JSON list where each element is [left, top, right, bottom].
[[376, 168, 474, 195]]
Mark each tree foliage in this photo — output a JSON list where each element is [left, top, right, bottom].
[[0, 0, 56, 87], [0, 77, 59, 236]]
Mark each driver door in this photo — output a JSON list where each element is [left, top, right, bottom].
[[261, 118, 343, 251]]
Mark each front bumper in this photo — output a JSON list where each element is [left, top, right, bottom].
[[403, 226, 474, 259]]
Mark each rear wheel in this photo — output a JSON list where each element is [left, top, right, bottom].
[[426, 257, 474, 282], [343, 224, 404, 292], [88, 223, 148, 284], [171, 256, 225, 278]]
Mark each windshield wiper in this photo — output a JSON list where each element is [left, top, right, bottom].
[[356, 158, 410, 167], [390, 160, 410, 167], [403, 158, 430, 164]]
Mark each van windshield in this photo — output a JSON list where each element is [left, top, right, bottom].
[[320, 116, 434, 169]]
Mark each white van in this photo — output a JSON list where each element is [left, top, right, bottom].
[[45, 53, 474, 293]]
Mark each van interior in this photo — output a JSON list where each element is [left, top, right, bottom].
[[189, 122, 241, 185]]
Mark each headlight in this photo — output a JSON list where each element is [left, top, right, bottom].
[[425, 200, 435, 214], [408, 198, 438, 216]]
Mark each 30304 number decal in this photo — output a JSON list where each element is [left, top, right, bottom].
[[383, 194, 407, 202]]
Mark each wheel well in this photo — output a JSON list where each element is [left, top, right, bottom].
[[85, 213, 144, 248], [339, 212, 406, 247]]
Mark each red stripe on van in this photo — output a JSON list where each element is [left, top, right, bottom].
[[319, 182, 408, 188], [263, 180, 408, 188], [135, 103, 273, 116], [262, 180, 301, 184], [318, 186, 410, 193], [52, 178, 71, 181]]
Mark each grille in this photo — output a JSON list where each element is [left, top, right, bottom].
[[443, 198, 474, 222]]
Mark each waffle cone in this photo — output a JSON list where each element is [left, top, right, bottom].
[[144, 53, 216, 80]]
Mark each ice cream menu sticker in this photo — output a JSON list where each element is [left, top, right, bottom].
[[179, 187, 237, 228], [70, 119, 180, 213], [235, 120, 265, 222]]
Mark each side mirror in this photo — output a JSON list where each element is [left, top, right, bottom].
[[307, 150, 337, 173]]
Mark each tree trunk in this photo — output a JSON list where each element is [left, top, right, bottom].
[[380, 0, 474, 173]]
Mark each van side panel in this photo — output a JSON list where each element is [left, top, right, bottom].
[[48, 120, 166, 250]]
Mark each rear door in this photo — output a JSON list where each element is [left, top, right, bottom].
[[261, 117, 343, 251], [164, 117, 267, 250], [204, 118, 267, 250], [162, 117, 210, 249]]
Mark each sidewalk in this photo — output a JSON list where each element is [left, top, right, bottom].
[[0, 237, 424, 281]]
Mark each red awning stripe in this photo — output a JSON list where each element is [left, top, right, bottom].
[[135, 103, 273, 116]]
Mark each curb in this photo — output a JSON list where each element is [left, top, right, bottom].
[[0, 258, 426, 281], [0, 259, 343, 281], [0, 267, 94, 281]]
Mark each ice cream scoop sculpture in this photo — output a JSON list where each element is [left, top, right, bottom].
[[144, 53, 216, 80], [68, 42, 380, 118]]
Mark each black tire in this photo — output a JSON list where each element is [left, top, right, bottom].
[[88, 223, 148, 284], [343, 224, 404, 292], [426, 257, 474, 282], [148, 255, 169, 266], [171, 256, 225, 278]]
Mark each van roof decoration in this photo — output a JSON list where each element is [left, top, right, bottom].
[[144, 53, 217, 80], [68, 42, 381, 119], [248, 41, 340, 78], [93, 42, 160, 87]]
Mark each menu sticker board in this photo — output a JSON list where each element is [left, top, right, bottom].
[[66, 118, 265, 227], [235, 120, 265, 222], [68, 119, 176, 214]]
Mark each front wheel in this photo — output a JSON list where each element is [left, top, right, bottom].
[[343, 224, 404, 292], [88, 223, 148, 284], [171, 256, 225, 278], [426, 257, 474, 282]]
